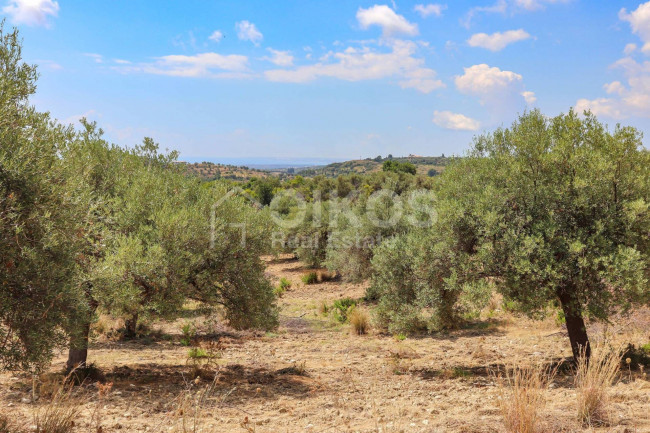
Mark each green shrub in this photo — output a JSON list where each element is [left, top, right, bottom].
[[301, 272, 318, 285], [332, 298, 357, 323], [187, 347, 209, 359], [279, 277, 292, 290], [180, 323, 196, 347], [273, 286, 286, 298]]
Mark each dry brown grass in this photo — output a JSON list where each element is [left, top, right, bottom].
[[496, 362, 556, 433], [348, 308, 370, 335], [167, 374, 221, 433], [33, 382, 79, 433], [575, 344, 621, 427]]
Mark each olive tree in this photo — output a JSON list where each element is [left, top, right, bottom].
[[0, 25, 87, 372], [442, 109, 649, 360], [63, 134, 278, 369]]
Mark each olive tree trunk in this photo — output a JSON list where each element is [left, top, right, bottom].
[[123, 312, 139, 339], [66, 320, 90, 371], [558, 289, 591, 361]]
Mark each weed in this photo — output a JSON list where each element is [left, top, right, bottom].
[[180, 322, 196, 347], [332, 298, 357, 322], [278, 277, 292, 290], [576, 344, 621, 426], [33, 381, 79, 433], [301, 272, 318, 285], [496, 363, 556, 433], [318, 300, 329, 316], [348, 308, 370, 335]]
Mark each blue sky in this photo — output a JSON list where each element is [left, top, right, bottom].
[[6, 0, 650, 162]]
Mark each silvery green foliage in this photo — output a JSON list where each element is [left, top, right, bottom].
[[0, 25, 87, 371]]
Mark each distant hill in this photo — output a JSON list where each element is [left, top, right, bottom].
[[179, 161, 278, 181], [181, 156, 453, 181], [296, 155, 452, 177]]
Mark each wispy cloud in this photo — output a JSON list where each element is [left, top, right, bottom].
[[263, 48, 294, 67], [467, 29, 531, 51], [462, 0, 507, 28], [413, 4, 447, 18], [265, 40, 444, 94], [236, 20, 263, 45], [209, 30, 224, 43], [84, 53, 104, 63], [115, 52, 250, 78]]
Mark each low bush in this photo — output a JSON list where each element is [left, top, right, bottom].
[[301, 272, 318, 285], [332, 298, 357, 323], [279, 277, 292, 290]]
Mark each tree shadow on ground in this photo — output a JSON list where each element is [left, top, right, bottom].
[[384, 319, 508, 342], [265, 255, 299, 264], [411, 356, 576, 387], [100, 362, 318, 410]]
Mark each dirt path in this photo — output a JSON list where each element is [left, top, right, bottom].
[[1, 256, 649, 432]]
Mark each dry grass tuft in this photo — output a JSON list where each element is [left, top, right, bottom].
[[33, 381, 79, 433], [0, 412, 25, 433], [317, 270, 336, 282], [348, 308, 370, 335], [168, 375, 220, 433], [575, 344, 621, 426], [496, 362, 556, 433]]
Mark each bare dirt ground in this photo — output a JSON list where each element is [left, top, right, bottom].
[[1, 255, 649, 432]]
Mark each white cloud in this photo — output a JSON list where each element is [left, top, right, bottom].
[[263, 48, 294, 67], [575, 57, 650, 119], [521, 90, 537, 104], [619, 2, 650, 53], [116, 52, 250, 78], [577, 4, 650, 119], [265, 40, 444, 94], [433, 110, 480, 131], [604, 81, 625, 95], [514, 0, 570, 11], [113, 59, 131, 65], [356, 5, 418, 37], [624, 43, 638, 55], [455, 64, 523, 96], [455, 64, 533, 113], [2, 0, 59, 27], [209, 30, 224, 43], [84, 53, 103, 64], [414, 4, 446, 18], [236, 20, 263, 45], [467, 29, 531, 51]]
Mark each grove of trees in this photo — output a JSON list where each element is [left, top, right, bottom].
[[1, 22, 648, 376], [0, 25, 277, 373]]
